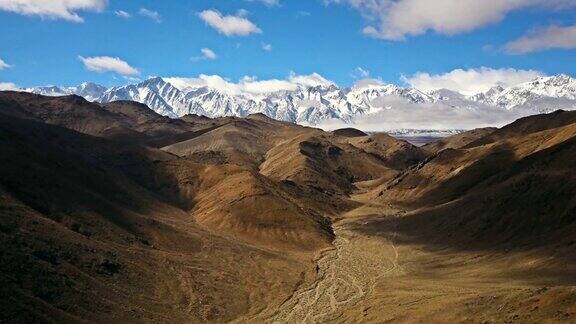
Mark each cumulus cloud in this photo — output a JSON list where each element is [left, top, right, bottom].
[[199, 9, 262, 36], [0, 0, 107, 22], [288, 72, 335, 87], [114, 10, 131, 19], [240, 76, 297, 94], [164, 73, 335, 95], [79, 56, 139, 76], [403, 67, 544, 95], [262, 43, 273, 51], [201, 48, 217, 60], [0, 58, 11, 70], [353, 78, 387, 89], [315, 97, 524, 132], [192, 48, 217, 61], [506, 24, 576, 54], [165, 75, 242, 95], [139, 8, 161, 23], [327, 0, 576, 40], [0, 82, 18, 91]]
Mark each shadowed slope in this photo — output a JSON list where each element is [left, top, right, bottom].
[[0, 95, 342, 322], [363, 111, 576, 256], [346, 133, 428, 170], [331, 127, 368, 138], [162, 117, 316, 164], [466, 109, 576, 148], [260, 133, 406, 196], [4, 91, 576, 323], [0, 92, 218, 147], [0, 114, 317, 322], [191, 164, 334, 251], [422, 127, 497, 153]]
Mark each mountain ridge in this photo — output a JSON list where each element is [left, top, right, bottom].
[[21, 74, 576, 127], [2, 91, 576, 322]]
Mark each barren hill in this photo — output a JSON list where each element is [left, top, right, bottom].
[[422, 127, 497, 153], [1, 91, 576, 322]]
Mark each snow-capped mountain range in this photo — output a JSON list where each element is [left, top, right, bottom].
[[21, 74, 576, 126]]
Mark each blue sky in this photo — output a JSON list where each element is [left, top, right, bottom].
[[0, 0, 575, 89]]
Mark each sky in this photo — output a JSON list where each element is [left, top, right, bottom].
[[0, 0, 575, 92]]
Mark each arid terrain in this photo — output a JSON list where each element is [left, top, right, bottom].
[[1, 91, 575, 323]]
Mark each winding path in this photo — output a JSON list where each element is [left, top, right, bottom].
[[263, 208, 403, 323]]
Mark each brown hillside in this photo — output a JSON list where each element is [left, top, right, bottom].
[[466, 109, 576, 148], [331, 127, 368, 137], [422, 127, 497, 153], [3, 91, 576, 322]]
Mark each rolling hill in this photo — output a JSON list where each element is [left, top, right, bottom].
[[1, 91, 576, 322]]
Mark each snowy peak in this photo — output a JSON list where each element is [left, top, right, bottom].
[[17, 73, 576, 125], [430, 89, 466, 101], [25, 82, 107, 102], [520, 74, 576, 99], [26, 85, 69, 97], [74, 82, 108, 101], [470, 74, 576, 109], [347, 80, 433, 108], [536, 74, 574, 86]]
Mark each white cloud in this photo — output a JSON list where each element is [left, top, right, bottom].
[[315, 97, 524, 132], [352, 78, 386, 89], [248, 0, 280, 7], [191, 48, 217, 62], [403, 67, 544, 95], [164, 73, 335, 95], [351, 67, 370, 79], [114, 10, 130, 19], [79, 56, 139, 76], [240, 76, 297, 93], [288, 72, 335, 88], [166, 75, 242, 95], [0, 82, 18, 91], [199, 9, 262, 36], [191, 48, 218, 62], [262, 43, 273, 51], [0, 58, 11, 70], [236, 9, 250, 17], [139, 8, 161, 23], [0, 0, 107, 22], [506, 24, 576, 54], [201, 48, 217, 60], [327, 0, 576, 40]]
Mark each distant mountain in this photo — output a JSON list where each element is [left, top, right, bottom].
[[470, 74, 576, 112], [25, 82, 107, 102], [19, 74, 576, 126]]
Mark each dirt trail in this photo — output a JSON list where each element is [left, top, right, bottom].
[[237, 197, 576, 323], [261, 204, 403, 323]]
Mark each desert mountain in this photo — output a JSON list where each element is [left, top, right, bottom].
[[422, 127, 497, 153], [368, 109, 576, 248], [0, 91, 428, 321], [1, 91, 576, 322]]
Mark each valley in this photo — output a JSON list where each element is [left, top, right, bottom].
[[1, 91, 576, 322], [3, 1, 576, 322], [249, 192, 576, 323]]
